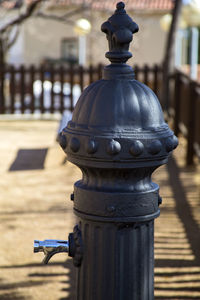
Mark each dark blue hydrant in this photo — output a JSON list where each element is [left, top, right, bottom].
[[34, 2, 178, 299]]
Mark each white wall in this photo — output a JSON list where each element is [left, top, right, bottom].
[[23, 17, 76, 65], [88, 11, 167, 67], [7, 26, 25, 66], [7, 9, 168, 67]]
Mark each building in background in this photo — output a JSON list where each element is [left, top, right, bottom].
[[3, 0, 174, 67]]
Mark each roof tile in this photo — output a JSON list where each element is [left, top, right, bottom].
[[48, 0, 174, 11], [1, 0, 174, 11]]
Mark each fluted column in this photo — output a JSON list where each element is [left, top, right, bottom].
[[75, 219, 154, 300]]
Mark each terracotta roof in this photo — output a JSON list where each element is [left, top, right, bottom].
[[1, 0, 174, 11], [1, 1, 16, 9], [48, 0, 174, 11]]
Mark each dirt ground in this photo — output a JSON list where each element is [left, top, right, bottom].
[[0, 120, 199, 300]]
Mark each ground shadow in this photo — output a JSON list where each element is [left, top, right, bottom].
[[154, 155, 200, 299], [9, 148, 48, 171], [0, 260, 74, 300], [60, 259, 76, 300], [167, 156, 200, 266]]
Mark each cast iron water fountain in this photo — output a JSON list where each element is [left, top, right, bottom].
[[34, 2, 178, 299]]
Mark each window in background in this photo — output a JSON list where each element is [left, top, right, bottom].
[[61, 38, 78, 64]]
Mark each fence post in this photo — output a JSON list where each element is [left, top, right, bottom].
[[89, 64, 94, 84], [186, 80, 197, 165], [144, 64, 149, 86], [0, 63, 5, 114], [33, 3, 179, 299], [10, 65, 15, 114], [50, 65, 55, 113], [134, 64, 138, 80], [40, 65, 44, 113], [60, 65, 64, 113], [174, 71, 181, 136], [20, 65, 25, 114], [30, 65, 35, 113], [98, 63, 103, 80], [69, 64, 74, 112], [153, 64, 159, 95]]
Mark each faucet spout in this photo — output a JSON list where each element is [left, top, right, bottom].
[[34, 225, 83, 266], [34, 239, 69, 264]]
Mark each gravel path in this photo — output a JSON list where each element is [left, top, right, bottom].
[[0, 120, 199, 300]]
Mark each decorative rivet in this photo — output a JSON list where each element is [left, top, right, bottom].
[[107, 139, 121, 155], [87, 139, 98, 154], [172, 135, 178, 149], [70, 137, 80, 152], [107, 205, 116, 212], [148, 140, 162, 155], [129, 140, 144, 156], [165, 137, 174, 152], [58, 133, 67, 149]]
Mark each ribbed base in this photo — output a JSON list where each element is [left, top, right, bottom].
[[75, 220, 154, 300]]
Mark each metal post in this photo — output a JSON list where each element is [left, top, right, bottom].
[[34, 2, 178, 299], [79, 35, 86, 66], [189, 27, 199, 80], [175, 29, 183, 68]]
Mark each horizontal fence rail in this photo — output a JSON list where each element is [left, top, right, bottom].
[[0, 63, 163, 115], [0, 62, 199, 165]]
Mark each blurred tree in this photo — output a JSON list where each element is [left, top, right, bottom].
[[0, 0, 42, 66], [0, 0, 90, 66], [162, 0, 183, 112]]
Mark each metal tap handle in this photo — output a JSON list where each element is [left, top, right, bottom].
[[34, 239, 69, 264]]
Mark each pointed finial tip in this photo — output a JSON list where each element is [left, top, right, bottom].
[[116, 2, 125, 10], [101, 1, 138, 64]]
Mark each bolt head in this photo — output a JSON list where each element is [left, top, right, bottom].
[[130, 140, 144, 156], [87, 139, 98, 154], [70, 137, 80, 152], [107, 139, 121, 155], [148, 140, 162, 155]]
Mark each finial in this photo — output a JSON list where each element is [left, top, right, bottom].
[[116, 2, 125, 12], [101, 2, 139, 64]]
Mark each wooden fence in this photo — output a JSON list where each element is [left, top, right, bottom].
[[0, 62, 199, 165], [169, 71, 200, 165], [0, 63, 163, 115]]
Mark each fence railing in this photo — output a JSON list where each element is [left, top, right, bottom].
[[169, 70, 200, 165], [0, 62, 199, 165], [0, 63, 163, 115]]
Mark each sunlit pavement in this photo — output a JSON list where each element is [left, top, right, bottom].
[[154, 138, 200, 299], [0, 120, 199, 300]]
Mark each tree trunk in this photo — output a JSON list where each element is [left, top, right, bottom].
[[162, 0, 183, 113], [0, 39, 5, 66], [0, 39, 5, 113]]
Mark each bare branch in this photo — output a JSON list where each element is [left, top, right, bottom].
[[36, 11, 74, 25], [61, 5, 90, 19], [0, 0, 43, 34], [35, 5, 90, 26]]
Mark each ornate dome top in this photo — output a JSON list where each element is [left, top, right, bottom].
[[60, 2, 178, 168], [68, 78, 166, 134]]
